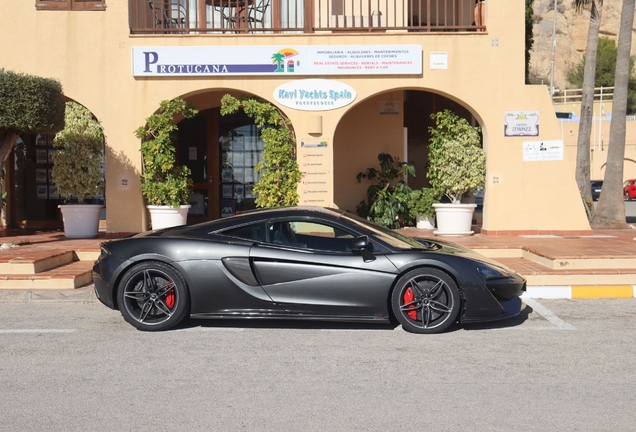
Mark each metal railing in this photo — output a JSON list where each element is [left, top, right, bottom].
[[552, 87, 615, 104], [129, 0, 486, 34]]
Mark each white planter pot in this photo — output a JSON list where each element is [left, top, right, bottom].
[[432, 203, 477, 236], [147, 205, 191, 230], [58, 204, 103, 238], [415, 215, 435, 230]]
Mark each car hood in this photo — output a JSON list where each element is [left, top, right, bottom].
[[412, 237, 516, 272]]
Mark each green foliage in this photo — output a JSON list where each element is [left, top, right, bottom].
[[408, 187, 439, 219], [567, 37, 636, 114], [525, 0, 534, 84], [427, 110, 486, 204], [135, 97, 198, 207], [220, 94, 301, 208], [0, 68, 65, 136], [356, 153, 417, 229], [52, 102, 105, 204]]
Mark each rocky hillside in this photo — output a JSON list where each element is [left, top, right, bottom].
[[529, 0, 633, 91]]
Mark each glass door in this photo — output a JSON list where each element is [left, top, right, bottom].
[[218, 111, 263, 217]]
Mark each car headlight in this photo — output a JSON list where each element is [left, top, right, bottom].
[[475, 262, 508, 280]]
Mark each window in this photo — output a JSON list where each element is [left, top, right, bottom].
[[267, 220, 356, 252], [36, 0, 106, 11]]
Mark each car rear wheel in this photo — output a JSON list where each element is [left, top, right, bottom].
[[391, 268, 460, 334], [117, 262, 190, 331]]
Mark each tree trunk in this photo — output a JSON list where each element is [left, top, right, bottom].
[[591, 0, 635, 228], [574, 0, 603, 219], [0, 131, 19, 169]]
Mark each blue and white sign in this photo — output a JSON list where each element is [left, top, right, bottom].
[[273, 79, 356, 111], [132, 45, 422, 77]]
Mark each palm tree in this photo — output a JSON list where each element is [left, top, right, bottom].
[[573, 0, 603, 220], [592, 0, 635, 228], [271, 53, 285, 72]]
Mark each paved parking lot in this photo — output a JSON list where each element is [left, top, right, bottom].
[[1, 299, 635, 431]]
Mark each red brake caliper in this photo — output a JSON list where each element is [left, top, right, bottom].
[[403, 287, 417, 320], [165, 282, 175, 309]]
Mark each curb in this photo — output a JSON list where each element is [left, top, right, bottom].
[[1, 285, 636, 303], [524, 285, 636, 299], [0, 286, 97, 303]]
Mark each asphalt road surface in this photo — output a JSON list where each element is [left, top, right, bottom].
[[1, 299, 635, 432]]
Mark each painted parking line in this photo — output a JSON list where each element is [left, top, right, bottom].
[[523, 298, 576, 331], [0, 329, 76, 334]]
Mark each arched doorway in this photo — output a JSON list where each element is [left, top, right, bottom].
[[333, 89, 479, 217], [176, 107, 264, 222]]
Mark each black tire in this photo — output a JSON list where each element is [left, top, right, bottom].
[[391, 268, 460, 334], [117, 261, 190, 331]]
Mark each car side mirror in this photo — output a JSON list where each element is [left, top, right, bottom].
[[349, 236, 375, 263], [350, 235, 369, 251]]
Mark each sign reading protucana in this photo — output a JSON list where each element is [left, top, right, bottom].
[[132, 45, 422, 77]]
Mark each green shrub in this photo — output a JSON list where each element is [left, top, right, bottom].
[[356, 153, 416, 229], [427, 110, 485, 203], [135, 97, 198, 207], [221, 94, 301, 208], [52, 102, 104, 203]]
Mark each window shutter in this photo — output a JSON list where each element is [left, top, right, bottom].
[[35, 0, 106, 11], [36, 0, 70, 10]]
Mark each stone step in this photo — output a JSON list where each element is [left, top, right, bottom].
[[0, 260, 95, 290], [476, 248, 636, 270], [0, 246, 99, 275], [492, 257, 636, 286]]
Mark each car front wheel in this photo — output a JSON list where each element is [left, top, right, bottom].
[[391, 268, 460, 334], [117, 261, 190, 331]]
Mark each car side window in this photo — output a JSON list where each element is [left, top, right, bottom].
[[221, 223, 265, 242], [266, 220, 361, 253]]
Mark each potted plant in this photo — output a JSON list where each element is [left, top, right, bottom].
[[52, 102, 104, 238], [427, 109, 486, 235], [408, 187, 439, 229], [356, 153, 416, 229], [135, 97, 198, 230]]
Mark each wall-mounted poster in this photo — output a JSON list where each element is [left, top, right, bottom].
[[37, 185, 48, 199], [504, 111, 539, 137], [244, 184, 254, 199], [48, 185, 60, 199], [36, 149, 48, 164], [36, 169, 48, 184], [222, 184, 233, 198], [233, 184, 244, 200]]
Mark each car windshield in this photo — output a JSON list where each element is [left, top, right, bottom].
[[340, 212, 429, 250]]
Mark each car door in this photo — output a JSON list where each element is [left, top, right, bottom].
[[249, 219, 398, 320]]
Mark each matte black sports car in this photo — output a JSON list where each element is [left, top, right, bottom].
[[93, 207, 526, 334]]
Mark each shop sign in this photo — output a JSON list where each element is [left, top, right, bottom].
[[504, 111, 539, 136], [523, 140, 564, 162], [132, 45, 422, 77], [273, 79, 356, 111]]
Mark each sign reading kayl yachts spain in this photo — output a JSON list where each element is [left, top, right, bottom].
[[131, 45, 422, 77], [273, 79, 356, 111]]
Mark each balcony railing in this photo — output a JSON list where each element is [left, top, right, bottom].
[[129, 0, 486, 34]]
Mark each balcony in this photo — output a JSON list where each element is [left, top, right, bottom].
[[129, 0, 486, 34]]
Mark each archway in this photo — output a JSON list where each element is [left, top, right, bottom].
[[7, 99, 105, 230], [177, 90, 281, 222], [333, 89, 480, 216]]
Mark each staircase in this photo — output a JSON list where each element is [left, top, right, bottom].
[[0, 243, 100, 290]]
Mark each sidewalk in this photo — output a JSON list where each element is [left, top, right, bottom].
[[1, 227, 635, 302]]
